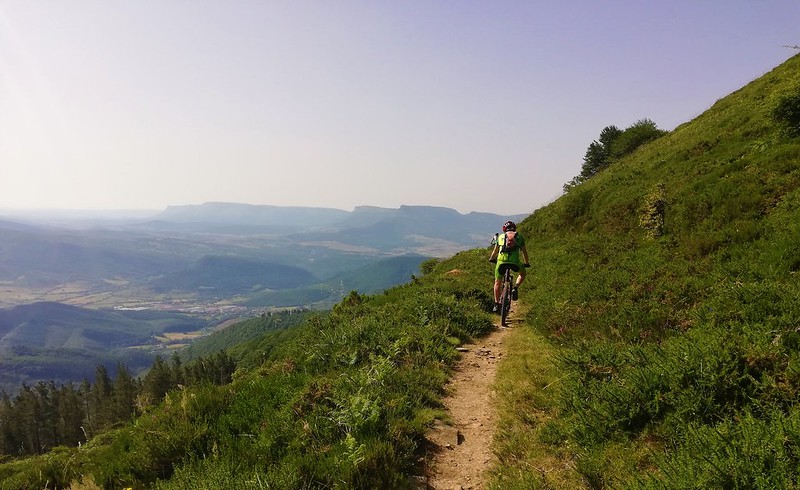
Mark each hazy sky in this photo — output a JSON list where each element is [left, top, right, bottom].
[[1, 2, 798, 215]]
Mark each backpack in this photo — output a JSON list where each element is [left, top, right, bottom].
[[500, 231, 518, 253]]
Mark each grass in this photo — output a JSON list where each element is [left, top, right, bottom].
[[489, 304, 588, 489], [482, 53, 800, 488], [3, 54, 800, 489]]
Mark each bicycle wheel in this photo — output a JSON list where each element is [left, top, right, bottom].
[[500, 270, 512, 326]]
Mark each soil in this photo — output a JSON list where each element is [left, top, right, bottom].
[[421, 309, 519, 489]]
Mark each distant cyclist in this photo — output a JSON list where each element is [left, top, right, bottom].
[[488, 220, 530, 313]]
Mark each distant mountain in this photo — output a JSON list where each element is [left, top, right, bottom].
[[304, 205, 528, 251], [0, 219, 41, 232], [180, 310, 311, 362], [0, 203, 525, 306], [147, 202, 350, 233], [332, 205, 401, 229], [146, 202, 528, 252]]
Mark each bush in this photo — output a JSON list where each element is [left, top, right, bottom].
[[631, 411, 800, 489], [609, 119, 668, 160], [772, 89, 800, 136], [640, 183, 667, 238]]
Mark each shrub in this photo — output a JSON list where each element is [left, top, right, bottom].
[[640, 183, 667, 238], [631, 410, 800, 489], [609, 119, 668, 160], [772, 89, 800, 136]]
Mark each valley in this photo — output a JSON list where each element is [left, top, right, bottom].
[[0, 203, 524, 392]]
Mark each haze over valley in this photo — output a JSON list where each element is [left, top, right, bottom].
[[0, 202, 525, 391]]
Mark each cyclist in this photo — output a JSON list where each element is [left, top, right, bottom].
[[488, 220, 530, 313]]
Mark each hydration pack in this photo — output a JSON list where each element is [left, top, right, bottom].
[[501, 231, 518, 253]]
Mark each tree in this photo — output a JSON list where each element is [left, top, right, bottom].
[[170, 352, 185, 388], [608, 118, 667, 160], [564, 121, 666, 192], [90, 365, 114, 433], [141, 356, 173, 407], [564, 125, 621, 191], [0, 391, 20, 455], [34, 381, 58, 451], [212, 351, 236, 385], [580, 140, 609, 179], [79, 379, 92, 438], [772, 89, 800, 136], [112, 363, 139, 422], [56, 384, 86, 448], [15, 385, 41, 454], [598, 124, 623, 150]]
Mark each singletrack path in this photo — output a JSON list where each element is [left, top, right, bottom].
[[422, 306, 520, 489]]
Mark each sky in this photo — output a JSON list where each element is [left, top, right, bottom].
[[1, 2, 798, 216]]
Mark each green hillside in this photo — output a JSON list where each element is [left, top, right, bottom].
[[2, 55, 800, 488], [152, 255, 318, 296], [179, 310, 312, 362], [242, 254, 429, 308], [0, 302, 206, 392], [320, 254, 429, 294], [489, 54, 800, 488]]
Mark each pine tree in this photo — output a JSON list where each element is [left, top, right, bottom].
[[90, 365, 114, 433], [213, 351, 236, 385], [79, 379, 93, 438], [142, 357, 173, 407], [56, 384, 86, 447], [0, 391, 19, 455], [112, 363, 138, 422], [170, 352, 185, 388], [35, 381, 58, 451], [15, 385, 41, 454]]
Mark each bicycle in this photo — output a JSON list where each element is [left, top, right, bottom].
[[497, 263, 518, 327], [489, 229, 531, 327]]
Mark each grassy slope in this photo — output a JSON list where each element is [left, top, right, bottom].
[[179, 310, 311, 362], [489, 53, 800, 488], [3, 54, 799, 488], [242, 254, 428, 308]]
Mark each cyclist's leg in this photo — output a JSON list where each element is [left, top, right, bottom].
[[494, 262, 503, 303], [506, 257, 524, 288]]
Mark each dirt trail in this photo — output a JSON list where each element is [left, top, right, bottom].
[[422, 309, 519, 489]]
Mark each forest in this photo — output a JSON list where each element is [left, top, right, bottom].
[[0, 351, 235, 458]]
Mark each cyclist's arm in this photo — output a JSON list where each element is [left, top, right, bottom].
[[489, 243, 499, 262], [521, 244, 530, 265]]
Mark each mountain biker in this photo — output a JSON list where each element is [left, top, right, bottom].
[[488, 220, 530, 313]]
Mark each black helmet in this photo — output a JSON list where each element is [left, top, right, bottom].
[[502, 220, 516, 232]]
